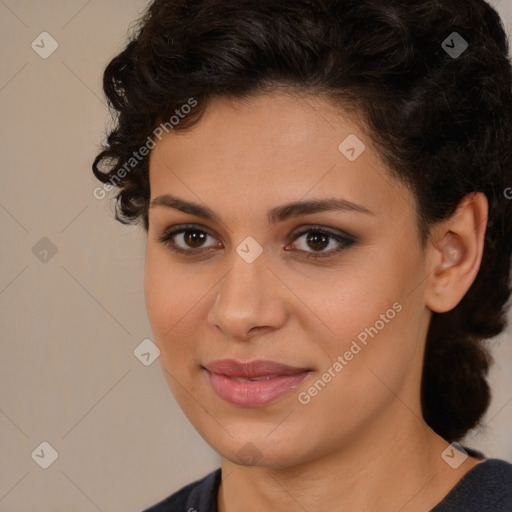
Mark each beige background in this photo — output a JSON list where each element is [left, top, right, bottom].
[[0, 1, 511, 511]]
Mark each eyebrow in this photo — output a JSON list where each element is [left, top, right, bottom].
[[150, 194, 374, 225]]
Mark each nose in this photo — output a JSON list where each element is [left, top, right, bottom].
[[207, 252, 288, 341]]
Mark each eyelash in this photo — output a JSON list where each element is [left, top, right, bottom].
[[156, 224, 356, 260]]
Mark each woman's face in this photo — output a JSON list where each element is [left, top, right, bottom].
[[145, 92, 433, 468]]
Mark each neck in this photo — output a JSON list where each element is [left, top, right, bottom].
[[217, 413, 480, 512]]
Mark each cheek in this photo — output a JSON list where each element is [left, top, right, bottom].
[[144, 252, 200, 412], [288, 257, 403, 343], [287, 243, 422, 376], [144, 247, 193, 350], [144, 244, 197, 326], [144, 245, 215, 376], [144, 248, 171, 333]]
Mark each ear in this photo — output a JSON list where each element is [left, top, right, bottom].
[[424, 192, 488, 313]]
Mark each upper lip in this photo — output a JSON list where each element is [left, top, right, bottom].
[[204, 359, 311, 378]]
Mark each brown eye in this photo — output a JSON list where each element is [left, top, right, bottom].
[[183, 230, 208, 248], [305, 232, 330, 252], [157, 225, 221, 254], [288, 226, 356, 259]]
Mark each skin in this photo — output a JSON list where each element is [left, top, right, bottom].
[[144, 91, 488, 512]]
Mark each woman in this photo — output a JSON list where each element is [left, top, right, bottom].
[[92, 0, 512, 510]]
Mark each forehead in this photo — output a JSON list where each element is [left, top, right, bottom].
[[150, 92, 363, 164], [148, 92, 413, 225]]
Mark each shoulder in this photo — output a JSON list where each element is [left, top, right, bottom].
[[432, 458, 512, 512], [139, 468, 222, 512]]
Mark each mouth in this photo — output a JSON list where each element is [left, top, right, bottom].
[[203, 359, 312, 407]]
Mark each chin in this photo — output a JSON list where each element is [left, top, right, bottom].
[[199, 422, 314, 469]]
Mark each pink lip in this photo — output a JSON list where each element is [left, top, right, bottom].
[[203, 359, 311, 407]]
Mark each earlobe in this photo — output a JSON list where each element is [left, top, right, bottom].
[[424, 192, 488, 313]]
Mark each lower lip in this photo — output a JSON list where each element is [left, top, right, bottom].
[[206, 370, 310, 407]]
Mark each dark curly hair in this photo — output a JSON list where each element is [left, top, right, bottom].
[[92, 0, 512, 442]]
